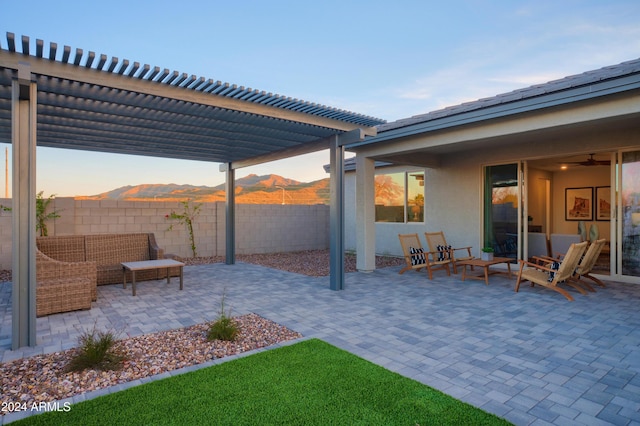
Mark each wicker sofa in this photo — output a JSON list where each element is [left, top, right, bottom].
[[36, 249, 96, 317], [36, 233, 170, 286]]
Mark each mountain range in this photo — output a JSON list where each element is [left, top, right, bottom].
[[76, 174, 330, 205]]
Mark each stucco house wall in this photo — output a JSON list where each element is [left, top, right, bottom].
[[343, 158, 481, 258], [345, 135, 625, 260]]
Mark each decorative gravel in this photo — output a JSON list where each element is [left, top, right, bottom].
[[236, 250, 404, 277], [0, 249, 404, 283], [0, 250, 403, 414], [0, 313, 302, 414]]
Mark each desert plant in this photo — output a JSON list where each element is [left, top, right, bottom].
[[482, 247, 494, 253], [66, 323, 125, 372], [207, 291, 239, 342], [0, 191, 61, 236], [166, 199, 202, 257], [36, 191, 61, 236]]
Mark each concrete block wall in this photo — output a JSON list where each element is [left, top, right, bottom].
[[0, 198, 329, 269], [234, 204, 330, 254], [160, 201, 218, 258]]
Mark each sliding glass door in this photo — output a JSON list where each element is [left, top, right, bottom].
[[620, 150, 640, 278], [483, 163, 522, 260]]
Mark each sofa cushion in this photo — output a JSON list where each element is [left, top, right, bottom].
[[37, 236, 86, 263], [85, 233, 151, 266]]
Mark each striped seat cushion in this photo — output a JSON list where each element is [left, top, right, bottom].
[[409, 247, 426, 265]]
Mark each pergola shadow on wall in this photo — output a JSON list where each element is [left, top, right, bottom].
[[0, 33, 384, 349]]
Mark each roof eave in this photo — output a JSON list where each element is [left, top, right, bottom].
[[347, 72, 640, 149]]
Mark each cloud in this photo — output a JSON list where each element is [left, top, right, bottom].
[[385, 15, 640, 121], [391, 61, 516, 115]]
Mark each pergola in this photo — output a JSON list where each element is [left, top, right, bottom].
[[0, 33, 384, 349]]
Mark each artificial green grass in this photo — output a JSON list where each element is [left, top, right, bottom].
[[14, 339, 511, 425]]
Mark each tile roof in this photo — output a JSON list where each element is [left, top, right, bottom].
[[378, 58, 640, 133]]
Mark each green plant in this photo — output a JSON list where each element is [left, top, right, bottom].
[[207, 291, 239, 342], [36, 191, 61, 236], [0, 191, 61, 236], [66, 324, 125, 372], [482, 247, 494, 253], [166, 199, 202, 257]]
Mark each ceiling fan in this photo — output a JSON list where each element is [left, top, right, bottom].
[[565, 153, 611, 167]]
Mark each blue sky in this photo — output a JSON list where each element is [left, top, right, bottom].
[[1, 0, 639, 197]]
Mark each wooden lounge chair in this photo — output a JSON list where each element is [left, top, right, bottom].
[[398, 233, 451, 279], [573, 239, 607, 288], [533, 238, 607, 292], [424, 231, 473, 274], [527, 232, 549, 261], [549, 233, 581, 258], [515, 241, 588, 301]]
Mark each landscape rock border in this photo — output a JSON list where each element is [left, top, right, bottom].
[[1, 313, 302, 416]]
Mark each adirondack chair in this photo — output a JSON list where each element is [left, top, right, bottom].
[[398, 233, 451, 279], [515, 241, 588, 301], [424, 231, 473, 274]]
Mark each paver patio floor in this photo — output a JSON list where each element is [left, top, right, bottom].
[[1, 262, 639, 425]]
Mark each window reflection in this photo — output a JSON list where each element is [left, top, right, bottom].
[[622, 151, 640, 276], [407, 173, 424, 222], [374, 171, 424, 223]]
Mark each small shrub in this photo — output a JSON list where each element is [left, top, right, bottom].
[[207, 315, 239, 341], [207, 291, 239, 342], [66, 325, 125, 372]]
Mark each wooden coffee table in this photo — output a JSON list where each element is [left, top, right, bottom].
[[122, 259, 185, 296], [457, 257, 513, 285]]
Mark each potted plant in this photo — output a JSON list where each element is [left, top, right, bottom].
[[481, 246, 494, 261]]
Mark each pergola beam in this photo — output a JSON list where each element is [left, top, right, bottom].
[[225, 135, 333, 170], [2, 34, 386, 348], [0, 52, 377, 134]]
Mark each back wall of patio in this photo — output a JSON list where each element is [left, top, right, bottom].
[[0, 198, 330, 270]]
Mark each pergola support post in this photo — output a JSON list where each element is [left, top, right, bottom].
[[224, 163, 235, 265], [329, 135, 345, 290], [12, 63, 37, 349]]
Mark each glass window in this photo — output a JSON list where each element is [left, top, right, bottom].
[[407, 173, 424, 222], [375, 171, 424, 223], [375, 172, 404, 222]]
